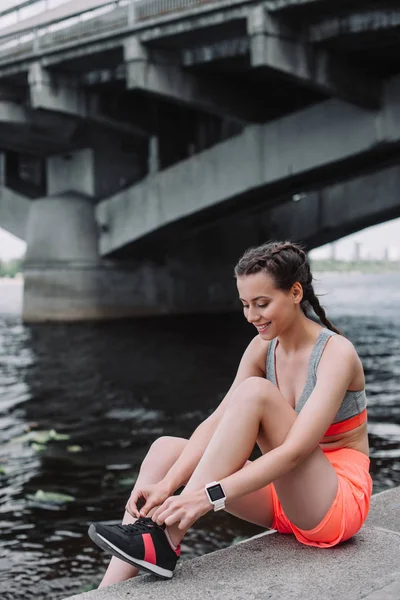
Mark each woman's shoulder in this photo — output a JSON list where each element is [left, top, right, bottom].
[[321, 329, 364, 378], [325, 329, 358, 356], [244, 334, 270, 374]]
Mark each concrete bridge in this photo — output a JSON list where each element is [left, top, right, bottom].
[[0, 0, 399, 321]]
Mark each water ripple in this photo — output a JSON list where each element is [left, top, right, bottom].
[[0, 273, 399, 598]]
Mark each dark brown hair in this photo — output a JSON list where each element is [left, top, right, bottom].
[[234, 240, 341, 335]]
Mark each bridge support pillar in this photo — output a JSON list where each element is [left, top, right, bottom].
[[22, 194, 108, 322], [23, 194, 161, 322], [22, 193, 246, 322], [21, 145, 162, 322]]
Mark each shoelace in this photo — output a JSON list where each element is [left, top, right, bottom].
[[114, 517, 163, 535]]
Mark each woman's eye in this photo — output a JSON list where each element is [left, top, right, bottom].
[[242, 304, 268, 309]]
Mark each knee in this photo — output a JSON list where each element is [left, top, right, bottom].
[[147, 435, 187, 459], [229, 377, 278, 410]]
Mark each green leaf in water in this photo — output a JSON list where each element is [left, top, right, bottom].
[[32, 442, 46, 452], [28, 490, 75, 504], [30, 431, 52, 444], [0, 466, 6, 475], [13, 429, 70, 446], [48, 429, 70, 441], [67, 445, 83, 453], [118, 476, 137, 487]]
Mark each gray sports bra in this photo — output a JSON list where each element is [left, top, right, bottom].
[[266, 328, 367, 424]]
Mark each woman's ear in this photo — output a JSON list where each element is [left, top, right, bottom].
[[292, 282, 303, 304]]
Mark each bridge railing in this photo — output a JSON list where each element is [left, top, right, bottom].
[[0, 0, 229, 66], [135, 0, 221, 21], [0, 1, 130, 63]]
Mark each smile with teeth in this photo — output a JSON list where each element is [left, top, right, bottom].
[[256, 322, 271, 332]]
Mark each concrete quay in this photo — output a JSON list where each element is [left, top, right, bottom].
[[66, 486, 400, 600]]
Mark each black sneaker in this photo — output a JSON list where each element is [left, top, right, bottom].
[[88, 517, 181, 579]]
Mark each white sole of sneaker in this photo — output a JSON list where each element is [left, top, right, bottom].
[[88, 525, 174, 579]]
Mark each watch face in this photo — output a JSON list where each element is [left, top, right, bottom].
[[207, 483, 225, 502]]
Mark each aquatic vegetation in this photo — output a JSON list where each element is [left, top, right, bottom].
[[27, 489, 75, 506], [12, 428, 71, 451], [67, 445, 83, 453], [118, 475, 138, 487], [31, 442, 46, 453]]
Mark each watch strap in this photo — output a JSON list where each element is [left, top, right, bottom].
[[213, 498, 225, 511]]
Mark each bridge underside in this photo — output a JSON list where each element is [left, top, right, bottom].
[[0, 0, 399, 320]]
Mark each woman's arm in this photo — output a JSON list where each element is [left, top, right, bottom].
[[219, 336, 358, 501], [161, 335, 267, 493]]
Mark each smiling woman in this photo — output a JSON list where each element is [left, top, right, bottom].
[[88, 240, 372, 586]]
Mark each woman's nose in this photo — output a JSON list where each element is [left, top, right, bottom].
[[247, 307, 260, 323]]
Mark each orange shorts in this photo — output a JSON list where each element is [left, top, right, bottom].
[[270, 447, 373, 548]]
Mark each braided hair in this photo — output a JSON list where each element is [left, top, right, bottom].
[[234, 240, 341, 335]]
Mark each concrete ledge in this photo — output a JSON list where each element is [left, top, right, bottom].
[[367, 486, 400, 534], [67, 487, 400, 600]]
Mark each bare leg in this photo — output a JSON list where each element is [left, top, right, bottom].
[[98, 436, 186, 588], [99, 376, 338, 585], [98, 430, 276, 588], [167, 377, 338, 547]]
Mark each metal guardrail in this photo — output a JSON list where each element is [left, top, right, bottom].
[[0, 1, 130, 62], [135, 0, 222, 21], [0, 0, 236, 65], [0, 1, 47, 17], [0, 0, 41, 19]]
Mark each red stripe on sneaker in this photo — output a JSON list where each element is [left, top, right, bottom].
[[143, 533, 156, 564], [175, 545, 181, 557]]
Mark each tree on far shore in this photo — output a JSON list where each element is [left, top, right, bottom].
[[0, 258, 24, 278]]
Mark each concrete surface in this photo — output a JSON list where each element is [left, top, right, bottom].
[[65, 486, 400, 600], [247, 5, 380, 109], [0, 185, 30, 240], [97, 73, 400, 256], [367, 486, 400, 535]]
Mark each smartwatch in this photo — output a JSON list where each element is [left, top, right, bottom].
[[205, 481, 226, 511]]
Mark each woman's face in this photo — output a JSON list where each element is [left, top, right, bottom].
[[237, 272, 301, 339]]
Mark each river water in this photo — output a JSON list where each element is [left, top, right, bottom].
[[0, 273, 399, 599]]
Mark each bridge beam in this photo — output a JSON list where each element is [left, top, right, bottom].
[[247, 6, 382, 109], [0, 100, 85, 155], [182, 37, 250, 67], [124, 37, 264, 123], [267, 165, 400, 248], [28, 63, 148, 138], [29, 63, 97, 119], [270, 0, 347, 13], [0, 101, 29, 125], [96, 73, 400, 257], [308, 8, 400, 43]]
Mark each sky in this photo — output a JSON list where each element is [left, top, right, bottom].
[[0, 216, 399, 262], [309, 216, 400, 261], [0, 228, 26, 260]]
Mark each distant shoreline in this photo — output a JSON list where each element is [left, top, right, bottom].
[[310, 259, 400, 274]]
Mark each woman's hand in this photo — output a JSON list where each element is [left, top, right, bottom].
[[152, 489, 212, 530], [126, 481, 172, 518]]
